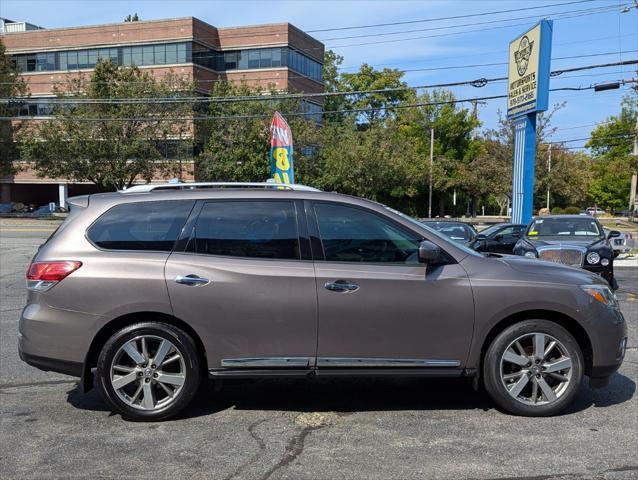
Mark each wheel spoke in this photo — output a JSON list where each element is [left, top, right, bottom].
[[130, 383, 143, 403], [533, 333, 546, 359], [161, 354, 181, 367], [142, 381, 155, 409], [547, 372, 569, 382], [537, 376, 557, 402], [514, 341, 526, 356], [112, 372, 139, 390], [508, 373, 530, 397], [531, 378, 539, 404], [543, 357, 572, 373], [503, 350, 529, 367], [503, 371, 524, 381], [158, 382, 174, 397], [141, 337, 149, 363], [156, 372, 185, 387], [123, 341, 145, 365], [112, 365, 135, 373], [153, 340, 172, 367], [543, 340, 557, 361]]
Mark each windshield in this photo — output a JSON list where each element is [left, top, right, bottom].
[[424, 222, 475, 242], [478, 224, 505, 237], [527, 217, 602, 237], [383, 207, 481, 257]]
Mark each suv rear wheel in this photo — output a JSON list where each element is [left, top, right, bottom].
[[483, 320, 583, 416], [96, 322, 201, 421]]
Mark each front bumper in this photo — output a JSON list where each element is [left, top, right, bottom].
[[586, 306, 627, 387]]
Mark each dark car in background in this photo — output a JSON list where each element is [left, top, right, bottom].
[[472, 223, 527, 254], [513, 215, 620, 289], [421, 221, 477, 247]]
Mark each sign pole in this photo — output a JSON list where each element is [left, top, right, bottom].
[[507, 20, 553, 224], [428, 128, 434, 218]]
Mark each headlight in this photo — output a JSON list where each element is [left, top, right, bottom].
[[586, 252, 600, 264], [581, 284, 619, 309], [601, 258, 610, 266], [524, 251, 537, 258]]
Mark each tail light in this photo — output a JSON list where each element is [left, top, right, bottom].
[[27, 261, 82, 291]]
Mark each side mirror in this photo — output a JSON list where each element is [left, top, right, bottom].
[[473, 234, 488, 251], [607, 230, 621, 238], [418, 240, 441, 264], [494, 234, 503, 242]]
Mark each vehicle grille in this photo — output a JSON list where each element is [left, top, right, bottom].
[[537, 248, 584, 267]]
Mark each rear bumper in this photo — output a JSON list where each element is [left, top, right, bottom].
[[18, 343, 82, 377]]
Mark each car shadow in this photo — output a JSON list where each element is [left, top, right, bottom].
[[65, 372, 636, 421]]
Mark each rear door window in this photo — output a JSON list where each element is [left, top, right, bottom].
[[87, 200, 194, 251], [193, 201, 300, 260]]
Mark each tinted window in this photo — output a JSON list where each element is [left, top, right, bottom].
[[314, 203, 420, 264], [194, 201, 300, 260], [88, 201, 194, 251]]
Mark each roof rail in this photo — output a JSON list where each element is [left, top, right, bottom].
[[120, 182, 321, 194]]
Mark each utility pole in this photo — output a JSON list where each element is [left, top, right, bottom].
[[629, 116, 637, 219], [546, 143, 552, 210], [428, 128, 434, 218]]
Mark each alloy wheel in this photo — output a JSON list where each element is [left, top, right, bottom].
[[109, 335, 186, 411], [500, 332, 573, 406]]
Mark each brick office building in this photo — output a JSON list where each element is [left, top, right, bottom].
[[0, 17, 325, 206]]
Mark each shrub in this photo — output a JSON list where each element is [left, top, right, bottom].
[[563, 206, 581, 215], [551, 207, 564, 215]]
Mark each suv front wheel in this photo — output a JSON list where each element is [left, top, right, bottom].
[[483, 320, 583, 416], [96, 322, 201, 421]]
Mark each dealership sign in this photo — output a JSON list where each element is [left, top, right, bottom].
[[270, 111, 294, 185], [507, 21, 552, 118], [508, 20, 553, 224]]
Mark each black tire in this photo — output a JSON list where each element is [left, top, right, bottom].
[[97, 322, 201, 421], [483, 320, 583, 417]]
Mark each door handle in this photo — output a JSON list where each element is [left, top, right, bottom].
[[175, 274, 210, 286], [324, 280, 359, 293]]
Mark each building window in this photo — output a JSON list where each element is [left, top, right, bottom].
[[9, 42, 322, 81], [154, 44, 166, 65]]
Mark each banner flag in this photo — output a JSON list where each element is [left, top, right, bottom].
[[270, 111, 294, 185]]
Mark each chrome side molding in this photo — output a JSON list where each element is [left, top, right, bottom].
[[316, 358, 460, 368], [220, 357, 460, 369], [221, 357, 312, 368]]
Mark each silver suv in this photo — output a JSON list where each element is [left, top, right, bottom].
[[19, 183, 627, 421]]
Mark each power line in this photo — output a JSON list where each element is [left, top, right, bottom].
[[2, 59, 635, 105], [319, 3, 624, 42], [3, 1, 630, 71], [307, 0, 599, 32], [2, 81, 634, 122], [327, 4, 631, 49]]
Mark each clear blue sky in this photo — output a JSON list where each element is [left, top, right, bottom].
[[1, 0, 636, 145]]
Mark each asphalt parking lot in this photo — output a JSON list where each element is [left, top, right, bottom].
[[1, 221, 636, 480]]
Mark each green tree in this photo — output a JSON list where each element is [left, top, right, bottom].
[[401, 90, 479, 216], [339, 63, 411, 125], [124, 14, 140, 22], [20, 59, 195, 190], [586, 96, 637, 212], [197, 81, 321, 183], [0, 39, 28, 177], [322, 50, 347, 121]]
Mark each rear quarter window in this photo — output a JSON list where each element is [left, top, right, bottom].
[[87, 200, 194, 251]]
